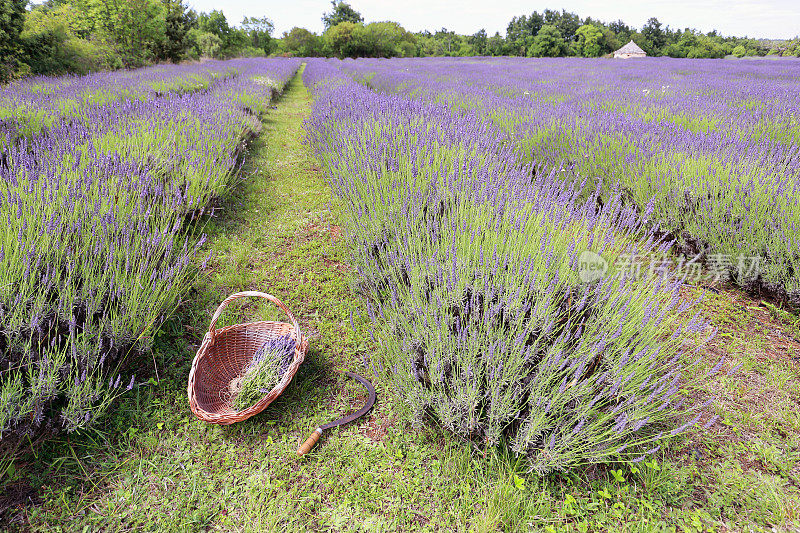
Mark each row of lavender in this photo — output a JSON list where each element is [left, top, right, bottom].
[[340, 57, 800, 307], [304, 59, 719, 473], [0, 58, 300, 436], [0, 61, 243, 144]]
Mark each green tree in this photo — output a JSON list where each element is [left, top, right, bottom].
[[601, 26, 620, 52], [323, 21, 361, 58], [732, 44, 746, 57], [415, 31, 445, 56], [109, 0, 167, 67], [281, 27, 322, 57], [398, 40, 416, 57], [468, 29, 487, 55], [543, 9, 581, 43], [322, 1, 363, 30], [641, 17, 666, 54], [197, 9, 249, 57], [198, 10, 230, 42], [325, 21, 415, 58], [20, 3, 111, 75], [574, 24, 606, 57], [66, 0, 116, 44], [131, 1, 167, 64], [69, 0, 168, 67], [241, 16, 274, 54], [361, 21, 415, 58], [607, 19, 632, 46], [158, 0, 196, 63], [0, 0, 27, 80], [486, 31, 505, 56], [434, 27, 458, 55], [506, 12, 543, 56], [191, 29, 221, 57], [665, 29, 726, 58], [528, 24, 567, 57]]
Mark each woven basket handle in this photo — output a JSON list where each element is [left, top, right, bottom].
[[207, 291, 301, 344]]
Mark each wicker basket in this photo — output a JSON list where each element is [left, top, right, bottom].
[[188, 291, 307, 424]]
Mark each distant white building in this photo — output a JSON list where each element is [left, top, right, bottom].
[[614, 40, 647, 59]]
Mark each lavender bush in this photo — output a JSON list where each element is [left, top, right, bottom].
[[0, 58, 301, 436], [305, 59, 719, 472]]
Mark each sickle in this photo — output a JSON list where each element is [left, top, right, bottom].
[[297, 371, 376, 455]]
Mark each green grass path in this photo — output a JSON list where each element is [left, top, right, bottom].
[[6, 67, 799, 533]]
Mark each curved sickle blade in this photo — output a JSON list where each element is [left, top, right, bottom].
[[320, 371, 376, 430]]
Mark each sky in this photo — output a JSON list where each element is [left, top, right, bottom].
[[185, 0, 800, 40]]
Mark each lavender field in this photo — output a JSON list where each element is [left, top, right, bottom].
[[2, 56, 800, 530], [335, 57, 800, 305], [0, 58, 300, 436]]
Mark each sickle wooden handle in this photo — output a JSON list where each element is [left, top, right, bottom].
[[297, 428, 323, 456]]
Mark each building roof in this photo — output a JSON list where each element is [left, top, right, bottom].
[[615, 40, 646, 55]]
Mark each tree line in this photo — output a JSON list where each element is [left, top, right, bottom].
[[305, 4, 799, 60], [1, 0, 798, 82], [0, 0, 275, 81]]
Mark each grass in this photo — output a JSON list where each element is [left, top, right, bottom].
[[1, 67, 799, 532]]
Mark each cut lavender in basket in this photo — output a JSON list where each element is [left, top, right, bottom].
[[231, 335, 296, 412]]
